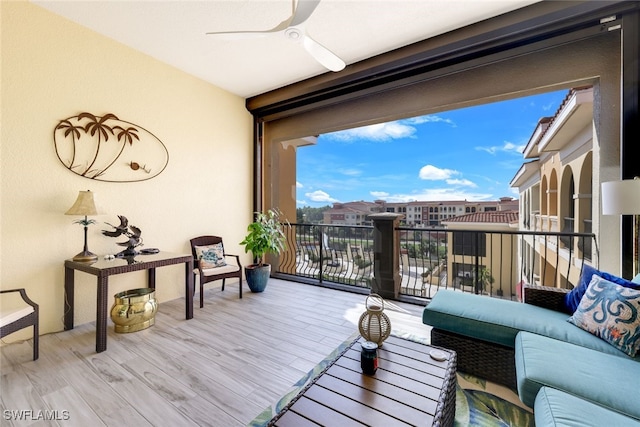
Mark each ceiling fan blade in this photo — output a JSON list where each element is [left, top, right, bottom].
[[289, 0, 321, 27], [206, 30, 273, 40], [206, 4, 293, 39], [302, 34, 346, 72]]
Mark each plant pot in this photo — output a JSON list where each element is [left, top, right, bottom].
[[245, 264, 271, 293], [110, 288, 158, 333]]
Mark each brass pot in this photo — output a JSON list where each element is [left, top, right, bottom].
[[110, 288, 158, 333]]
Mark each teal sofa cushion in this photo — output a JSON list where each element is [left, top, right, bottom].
[[515, 332, 640, 419], [534, 387, 640, 427], [422, 290, 633, 357]]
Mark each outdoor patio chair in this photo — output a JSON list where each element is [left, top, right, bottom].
[[0, 288, 39, 360], [190, 236, 243, 307]]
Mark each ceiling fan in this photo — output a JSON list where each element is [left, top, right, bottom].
[[206, 0, 346, 72]]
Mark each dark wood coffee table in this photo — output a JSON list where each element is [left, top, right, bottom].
[[269, 335, 457, 427]]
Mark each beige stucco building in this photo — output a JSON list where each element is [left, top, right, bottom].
[[511, 87, 595, 289]]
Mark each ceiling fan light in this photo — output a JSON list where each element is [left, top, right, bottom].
[[285, 27, 302, 41]]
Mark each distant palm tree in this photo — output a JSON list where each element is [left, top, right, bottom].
[[54, 119, 82, 170], [97, 125, 140, 177], [78, 112, 118, 177]]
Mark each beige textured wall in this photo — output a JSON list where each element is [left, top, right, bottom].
[[1, 2, 253, 340]]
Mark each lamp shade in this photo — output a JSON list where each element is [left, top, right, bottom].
[[601, 179, 640, 215], [65, 190, 102, 216]]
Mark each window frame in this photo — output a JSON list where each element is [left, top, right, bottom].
[[248, 1, 640, 278]]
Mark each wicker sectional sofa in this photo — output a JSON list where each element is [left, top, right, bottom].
[[422, 268, 640, 426]]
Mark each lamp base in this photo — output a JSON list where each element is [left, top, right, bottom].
[[72, 250, 98, 263]]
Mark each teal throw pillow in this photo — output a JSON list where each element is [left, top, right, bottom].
[[563, 264, 640, 313], [568, 275, 640, 357], [195, 243, 227, 269]]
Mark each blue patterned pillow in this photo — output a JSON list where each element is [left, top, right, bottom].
[[568, 275, 640, 357], [195, 243, 227, 269], [563, 264, 640, 313]]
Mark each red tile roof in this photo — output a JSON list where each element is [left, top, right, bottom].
[[443, 210, 519, 224]]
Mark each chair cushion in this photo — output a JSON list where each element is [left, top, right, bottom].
[[194, 243, 227, 268], [534, 387, 640, 427], [515, 331, 640, 419], [568, 275, 640, 357], [563, 264, 640, 313], [0, 306, 34, 328], [200, 264, 240, 277]]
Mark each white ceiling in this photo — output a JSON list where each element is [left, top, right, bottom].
[[32, 0, 540, 98]]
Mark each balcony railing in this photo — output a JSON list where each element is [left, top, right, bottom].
[[579, 219, 593, 261], [279, 224, 374, 290], [276, 221, 598, 302]]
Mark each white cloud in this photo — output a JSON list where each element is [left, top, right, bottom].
[[446, 178, 477, 187], [339, 168, 362, 176], [296, 181, 303, 188], [305, 190, 339, 203], [405, 115, 456, 126], [476, 141, 525, 155], [323, 114, 455, 143], [370, 191, 390, 198], [418, 165, 459, 180], [325, 121, 416, 142]]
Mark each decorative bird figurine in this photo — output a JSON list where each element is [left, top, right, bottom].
[[102, 215, 129, 238], [102, 215, 143, 257]]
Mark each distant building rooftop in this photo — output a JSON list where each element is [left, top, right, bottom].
[[443, 210, 519, 224]]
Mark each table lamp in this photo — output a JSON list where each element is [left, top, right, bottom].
[[601, 177, 640, 276], [65, 190, 103, 262]]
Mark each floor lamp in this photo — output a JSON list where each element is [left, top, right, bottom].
[[601, 178, 640, 276]]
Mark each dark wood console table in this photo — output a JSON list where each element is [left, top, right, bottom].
[[64, 251, 194, 353]]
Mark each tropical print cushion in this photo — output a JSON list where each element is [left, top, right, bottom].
[[568, 275, 640, 357], [194, 243, 227, 269]]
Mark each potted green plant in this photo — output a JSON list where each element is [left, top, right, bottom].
[[477, 267, 495, 294], [240, 209, 288, 292]]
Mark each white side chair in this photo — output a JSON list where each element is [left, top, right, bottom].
[[1, 288, 39, 360]]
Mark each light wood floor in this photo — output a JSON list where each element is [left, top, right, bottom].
[[0, 279, 429, 427]]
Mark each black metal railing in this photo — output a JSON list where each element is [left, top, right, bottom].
[[397, 228, 448, 299], [399, 227, 598, 301], [279, 223, 374, 289], [560, 217, 574, 248], [276, 223, 598, 302], [579, 219, 593, 261]]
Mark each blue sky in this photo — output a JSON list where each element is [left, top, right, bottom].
[[296, 89, 567, 207]]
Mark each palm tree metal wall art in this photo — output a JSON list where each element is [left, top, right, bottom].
[[54, 112, 169, 182]]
